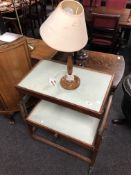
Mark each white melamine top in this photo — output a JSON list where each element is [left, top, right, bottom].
[[18, 60, 112, 113], [0, 32, 21, 42], [27, 100, 100, 145]]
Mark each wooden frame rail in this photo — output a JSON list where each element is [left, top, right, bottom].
[[19, 94, 113, 167]]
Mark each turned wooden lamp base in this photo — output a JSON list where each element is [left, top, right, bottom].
[[60, 54, 80, 90], [60, 75, 80, 90]]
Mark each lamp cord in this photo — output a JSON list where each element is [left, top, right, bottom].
[[49, 70, 66, 87]]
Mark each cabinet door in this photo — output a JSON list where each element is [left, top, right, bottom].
[[0, 37, 32, 112]]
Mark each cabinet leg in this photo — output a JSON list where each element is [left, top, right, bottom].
[[27, 124, 37, 136], [88, 166, 93, 175], [9, 115, 15, 125]]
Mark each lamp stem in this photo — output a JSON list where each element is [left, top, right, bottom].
[[12, 0, 23, 35], [67, 54, 73, 75], [60, 53, 80, 90]]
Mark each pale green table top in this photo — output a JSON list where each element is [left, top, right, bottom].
[[18, 60, 113, 115]]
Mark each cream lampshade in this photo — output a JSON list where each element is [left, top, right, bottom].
[[40, 0, 88, 90]]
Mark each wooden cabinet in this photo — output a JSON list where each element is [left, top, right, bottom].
[[0, 37, 32, 120]]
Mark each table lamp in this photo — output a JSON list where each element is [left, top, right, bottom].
[[40, 0, 88, 90]]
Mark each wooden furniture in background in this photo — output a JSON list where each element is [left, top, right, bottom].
[[85, 51, 125, 91], [86, 7, 131, 29], [82, 0, 102, 8], [89, 13, 120, 53], [100, 0, 131, 6], [0, 37, 32, 123], [2, 0, 35, 36], [28, 0, 47, 27], [85, 6, 131, 48], [26, 37, 57, 61], [106, 0, 128, 9]]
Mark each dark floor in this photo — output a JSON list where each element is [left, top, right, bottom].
[[0, 20, 131, 175]]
